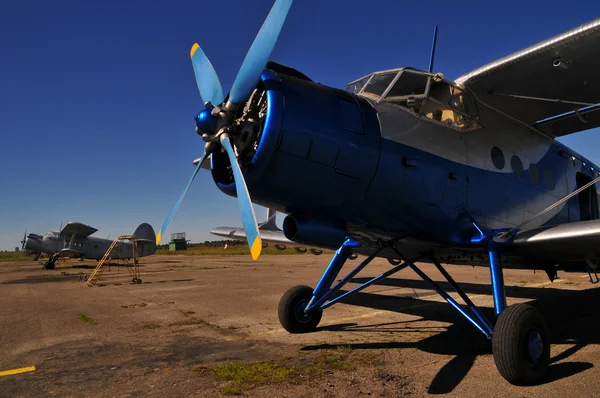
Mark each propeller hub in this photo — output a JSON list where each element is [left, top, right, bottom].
[[195, 108, 218, 136]]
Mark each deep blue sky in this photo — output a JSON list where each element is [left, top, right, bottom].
[[1, 0, 598, 250]]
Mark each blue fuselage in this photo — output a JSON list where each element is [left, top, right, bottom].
[[211, 70, 599, 261]]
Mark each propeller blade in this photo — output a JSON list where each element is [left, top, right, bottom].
[[190, 43, 225, 105], [22, 230, 26, 250], [156, 149, 210, 245], [228, 0, 293, 105], [220, 134, 262, 260]]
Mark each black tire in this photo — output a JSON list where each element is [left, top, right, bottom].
[[44, 262, 55, 270], [492, 303, 550, 385], [278, 285, 322, 334]]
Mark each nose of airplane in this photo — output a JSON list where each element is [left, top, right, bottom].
[[25, 236, 41, 252]]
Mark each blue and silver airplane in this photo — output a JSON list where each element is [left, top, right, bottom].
[[155, 0, 600, 385]]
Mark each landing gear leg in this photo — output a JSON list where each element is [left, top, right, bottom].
[[278, 239, 363, 333], [489, 246, 550, 385], [43, 254, 58, 270]]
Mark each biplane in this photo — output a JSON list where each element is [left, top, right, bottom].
[[25, 222, 156, 269], [155, 0, 600, 384]]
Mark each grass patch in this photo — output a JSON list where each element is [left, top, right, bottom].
[[203, 348, 366, 394], [143, 324, 160, 329], [0, 252, 32, 262], [221, 385, 242, 396], [212, 362, 297, 386], [78, 313, 97, 325]]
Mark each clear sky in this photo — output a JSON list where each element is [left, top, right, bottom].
[[1, 0, 598, 250]]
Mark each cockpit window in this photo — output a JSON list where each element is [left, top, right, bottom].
[[345, 68, 480, 131], [386, 71, 428, 98], [345, 76, 370, 94], [363, 72, 396, 96], [44, 232, 60, 240], [420, 80, 478, 130]]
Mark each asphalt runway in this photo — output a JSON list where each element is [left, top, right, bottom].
[[1, 254, 599, 397]]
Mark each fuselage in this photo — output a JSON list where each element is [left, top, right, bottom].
[[25, 227, 156, 260], [210, 66, 599, 267]]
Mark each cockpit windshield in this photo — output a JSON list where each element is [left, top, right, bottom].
[[44, 232, 60, 240], [344, 68, 479, 131]]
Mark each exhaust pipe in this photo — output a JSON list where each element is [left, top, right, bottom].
[[283, 215, 346, 249]]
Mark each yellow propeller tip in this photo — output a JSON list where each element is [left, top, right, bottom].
[[250, 238, 262, 260], [190, 43, 199, 57], [155, 231, 162, 245]]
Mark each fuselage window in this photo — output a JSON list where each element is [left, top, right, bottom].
[[529, 163, 540, 184], [491, 147, 505, 170], [511, 155, 523, 178]]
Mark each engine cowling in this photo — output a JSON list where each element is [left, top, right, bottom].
[[210, 68, 381, 222]]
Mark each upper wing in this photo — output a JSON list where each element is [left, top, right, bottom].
[[455, 18, 600, 137], [59, 222, 98, 238]]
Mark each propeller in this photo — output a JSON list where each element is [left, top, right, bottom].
[[156, 148, 210, 245], [156, 0, 293, 260], [21, 230, 27, 251]]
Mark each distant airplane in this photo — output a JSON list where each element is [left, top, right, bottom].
[[24, 222, 156, 269], [211, 208, 360, 258], [154, 0, 600, 385]]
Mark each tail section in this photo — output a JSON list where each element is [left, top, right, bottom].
[[133, 223, 157, 256]]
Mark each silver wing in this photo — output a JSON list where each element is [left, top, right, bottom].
[[456, 18, 600, 137], [211, 209, 325, 254]]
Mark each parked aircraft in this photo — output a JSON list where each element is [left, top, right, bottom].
[[155, 0, 600, 385], [25, 222, 156, 269]]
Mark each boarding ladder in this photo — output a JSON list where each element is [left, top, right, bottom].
[[86, 235, 141, 286]]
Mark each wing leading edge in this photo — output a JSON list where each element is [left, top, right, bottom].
[[456, 18, 600, 137]]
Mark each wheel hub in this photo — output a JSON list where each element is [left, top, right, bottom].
[[294, 299, 312, 324], [526, 328, 544, 364]]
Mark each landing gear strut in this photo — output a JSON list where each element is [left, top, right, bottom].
[[43, 254, 58, 270], [277, 238, 551, 385]]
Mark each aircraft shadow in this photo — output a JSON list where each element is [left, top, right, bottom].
[[302, 284, 600, 392]]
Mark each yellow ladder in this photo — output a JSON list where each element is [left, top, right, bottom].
[[86, 235, 140, 286]]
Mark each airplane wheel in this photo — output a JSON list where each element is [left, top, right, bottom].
[[492, 303, 550, 385], [44, 262, 55, 270], [278, 285, 322, 334]]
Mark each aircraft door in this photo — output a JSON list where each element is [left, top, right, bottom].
[[575, 172, 599, 221]]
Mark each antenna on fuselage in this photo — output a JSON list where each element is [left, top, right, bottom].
[[428, 25, 438, 73]]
